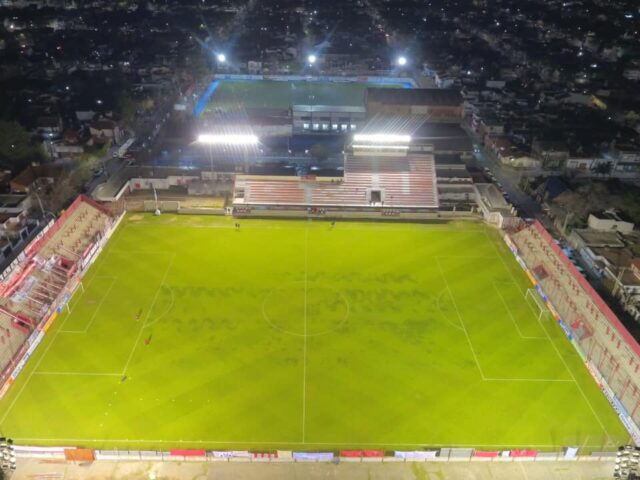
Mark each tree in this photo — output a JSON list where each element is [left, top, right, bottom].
[[0, 120, 46, 173], [116, 93, 137, 127], [309, 144, 329, 161], [140, 97, 155, 112]]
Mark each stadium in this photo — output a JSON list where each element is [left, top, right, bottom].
[[0, 75, 639, 465]]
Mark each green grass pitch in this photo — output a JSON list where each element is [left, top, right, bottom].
[[0, 215, 629, 451], [204, 80, 401, 112]]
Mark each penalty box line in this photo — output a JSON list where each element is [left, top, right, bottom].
[[435, 258, 579, 385], [482, 230, 613, 445], [0, 249, 122, 426], [59, 277, 118, 334], [492, 281, 547, 340]]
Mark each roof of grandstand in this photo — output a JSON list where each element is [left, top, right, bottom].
[[292, 104, 366, 113], [366, 88, 463, 106]]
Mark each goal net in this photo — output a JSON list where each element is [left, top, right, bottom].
[[525, 289, 550, 321]]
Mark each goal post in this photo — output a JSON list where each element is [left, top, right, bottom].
[[525, 288, 550, 321]]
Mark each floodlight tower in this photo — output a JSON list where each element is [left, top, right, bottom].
[[197, 134, 260, 173]]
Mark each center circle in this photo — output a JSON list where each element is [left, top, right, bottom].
[[262, 285, 349, 336]]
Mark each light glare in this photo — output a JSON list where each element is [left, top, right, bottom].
[[308, 54, 317, 64], [353, 145, 410, 150], [397, 56, 407, 66], [217, 53, 226, 63], [353, 134, 411, 143], [198, 134, 259, 145]]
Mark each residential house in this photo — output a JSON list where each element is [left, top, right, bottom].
[[89, 118, 122, 145], [588, 211, 634, 234], [532, 140, 569, 169], [36, 115, 63, 137], [10, 165, 63, 194]]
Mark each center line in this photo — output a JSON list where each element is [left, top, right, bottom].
[[302, 224, 309, 442]]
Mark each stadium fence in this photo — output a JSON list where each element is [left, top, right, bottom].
[[504, 220, 640, 446], [11, 445, 619, 463]]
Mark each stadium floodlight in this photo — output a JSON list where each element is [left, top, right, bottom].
[[217, 53, 227, 63], [308, 54, 317, 64], [352, 144, 410, 150], [397, 56, 408, 66], [353, 134, 411, 144], [197, 134, 259, 145]]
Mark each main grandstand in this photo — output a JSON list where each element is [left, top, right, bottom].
[[234, 152, 438, 209]]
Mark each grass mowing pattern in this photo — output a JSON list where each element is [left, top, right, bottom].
[[0, 215, 629, 451]]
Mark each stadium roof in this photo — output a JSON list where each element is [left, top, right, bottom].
[[292, 105, 366, 113], [366, 88, 463, 106]]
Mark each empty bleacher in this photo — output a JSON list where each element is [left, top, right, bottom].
[[38, 201, 110, 261], [235, 154, 438, 209], [0, 196, 113, 378], [510, 221, 640, 427], [0, 310, 28, 375]]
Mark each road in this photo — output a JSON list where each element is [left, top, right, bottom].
[[464, 126, 557, 232], [87, 92, 176, 194]]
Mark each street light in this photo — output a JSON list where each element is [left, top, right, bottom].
[[397, 56, 408, 67]]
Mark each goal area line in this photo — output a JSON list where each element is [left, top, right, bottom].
[[525, 288, 551, 321]]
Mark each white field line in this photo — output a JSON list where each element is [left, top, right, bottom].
[[483, 377, 574, 383], [536, 311, 613, 445], [125, 221, 488, 233], [0, 327, 64, 425], [435, 289, 464, 332], [434, 257, 486, 380], [33, 372, 121, 377], [492, 282, 546, 340], [0, 250, 119, 426], [144, 287, 176, 328], [436, 257, 577, 384], [59, 277, 117, 334], [120, 253, 176, 377], [302, 224, 309, 443], [482, 230, 613, 445], [8, 437, 609, 448]]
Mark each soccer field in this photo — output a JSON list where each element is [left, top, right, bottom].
[[0, 215, 629, 451], [203, 80, 401, 113]]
